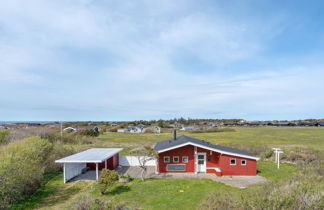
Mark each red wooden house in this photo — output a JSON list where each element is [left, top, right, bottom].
[[154, 135, 259, 176]]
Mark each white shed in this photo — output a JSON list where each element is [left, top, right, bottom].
[[55, 148, 122, 183]]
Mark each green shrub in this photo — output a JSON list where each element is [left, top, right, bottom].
[[0, 136, 53, 209], [98, 169, 119, 195], [0, 130, 9, 144], [119, 173, 131, 179], [77, 129, 99, 137], [262, 149, 274, 159]]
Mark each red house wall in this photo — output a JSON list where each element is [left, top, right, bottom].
[[158, 145, 257, 175], [86, 154, 119, 170], [158, 145, 195, 173], [196, 147, 220, 168], [218, 154, 257, 175]]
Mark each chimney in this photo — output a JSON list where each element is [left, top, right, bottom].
[[173, 129, 177, 140]]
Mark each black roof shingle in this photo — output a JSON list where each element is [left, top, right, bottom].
[[154, 135, 257, 159]]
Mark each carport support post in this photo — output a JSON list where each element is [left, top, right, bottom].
[[194, 146, 197, 174], [96, 163, 99, 180], [63, 163, 66, 184], [105, 159, 107, 169]]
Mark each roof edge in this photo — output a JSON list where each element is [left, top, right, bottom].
[[55, 148, 123, 163], [156, 142, 260, 160]]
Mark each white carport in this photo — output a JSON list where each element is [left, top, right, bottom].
[[55, 148, 122, 183]]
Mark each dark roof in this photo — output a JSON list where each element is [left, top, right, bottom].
[[74, 126, 98, 130], [154, 135, 257, 159]]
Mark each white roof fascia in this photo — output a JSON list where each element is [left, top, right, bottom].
[[55, 148, 123, 163], [157, 142, 260, 160]]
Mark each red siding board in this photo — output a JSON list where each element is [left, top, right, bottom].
[[86, 154, 120, 171]]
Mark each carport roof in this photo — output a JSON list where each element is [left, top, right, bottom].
[[55, 148, 123, 163]]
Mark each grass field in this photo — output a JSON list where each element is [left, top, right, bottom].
[[9, 127, 323, 209], [94, 127, 324, 155], [9, 161, 297, 210]]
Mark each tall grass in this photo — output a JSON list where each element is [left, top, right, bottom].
[[200, 149, 324, 210]]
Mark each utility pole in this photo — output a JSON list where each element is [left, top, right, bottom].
[[61, 121, 63, 137]]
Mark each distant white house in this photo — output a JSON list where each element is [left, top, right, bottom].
[[117, 124, 148, 133], [63, 126, 99, 133], [63, 127, 77, 132], [180, 126, 199, 131], [117, 128, 127, 133], [153, 126, 161, 133], [129, 125, 148, 133]]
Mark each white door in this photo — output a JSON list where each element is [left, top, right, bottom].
[[197, 153, 206, 173]]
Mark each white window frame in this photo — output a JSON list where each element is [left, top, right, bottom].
[[182, 156, 189, 163], [230, 158, 236, 165], [164, 156, 170, 163], [173, 156, 179, 163], [241, 159, 246, 166]]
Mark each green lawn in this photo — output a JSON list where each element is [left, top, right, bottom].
[[9, 161, 297, 210]]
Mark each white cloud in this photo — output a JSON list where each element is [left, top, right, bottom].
[[0, 0, 323, 120]]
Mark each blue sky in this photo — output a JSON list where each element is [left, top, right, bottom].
[[0, 0, 324, 121]]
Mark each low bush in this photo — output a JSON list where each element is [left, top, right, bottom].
[[199, 191, 236, 210], [0, 130, 9, 144], [200, 153, 324, 210], [50, 133, 95, 145], [0, 136, 53, 209], [98, 169, 119, 195], [75, 195, 126, 210], [44, 144, 77, 173], [4, 127, 56, 143], [77, 129, 99, 137]]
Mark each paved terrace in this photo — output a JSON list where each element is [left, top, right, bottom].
[[116, 166, 267, 188], [71, 167, 267, 188]]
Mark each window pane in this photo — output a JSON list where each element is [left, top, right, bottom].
[[182, 156, 188, 163], [198, 160, 204, 164], [198, 155, 204, 159]]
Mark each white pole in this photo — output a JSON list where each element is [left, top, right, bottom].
[[61, 122, 63, 137], [63, 163, 66, 183], [155, 157, 159, 174], [194, 146, 197, 174], [96, 163, 99, 180], [277, 151, 283, 169], [275, 150, 277, 162], [105, 159, 107, 169]]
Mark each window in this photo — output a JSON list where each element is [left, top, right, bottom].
[[182, 156, 188, 163], [241, 160, 246, 166], [164, 156, 170, 163], [230, 158, 236, 165], [173, 156, 179, 163], [167, 164, 186, 171]]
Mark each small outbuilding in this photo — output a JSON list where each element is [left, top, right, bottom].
[[55, 148, 122, 183]]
